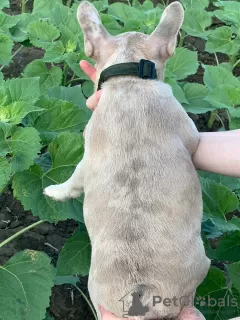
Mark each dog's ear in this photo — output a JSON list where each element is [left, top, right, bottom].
[[147, 2, 184, 60], [77, 1, 112, 60]]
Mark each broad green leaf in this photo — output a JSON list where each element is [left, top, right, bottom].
[[0, 12, 19, 32], [201, 178, 239, 221], [203, 65, 240, 90], [55, 275, 79, 286], [23, 60, 62, 93], [215, 231, 240, 262], [202, 219, 223, 239], [165, 78, 188, 104], [92, 0, 108, 12], [108, 3, 143, 23], [64, 52, 93, 79], [0, 72, 3, 85], [35, 152, 52, 173], [227, 263, 240, 292], [0, 250, 55, 320], [100, 14, 122, 35], [82, 81, 94, 99], [13, 132, 85, 222], [206, 26, 240, 55], [166, 48, 198, 80], [57, 229, 91, 276], [28, 21, 60, 49], [198, 171, 240, 191], [208, 217, 240, 234], [214, 1, 240, 28], [0, 100, 42, 124], [196, 267, 240, 320], [48, 86, 88, 110], [59, 24, 77, 53], [180, 0, 209, 9], [3, 77, 40, 106], [43, 41, 65, 63], [0, 33, 13, 66], [9, 13, 33, 42], [230, 117, 240, 130], [0, 0, 9, 9], [183, 83, 216, 114], [206, 85, 240, 111], [0, 126, 41, 173], [33, 97, 89, 145], [182, 9, 212, 39], [33, 0, 62, 18], [0, 157, 10, 192], [45, 313, 55, 320]]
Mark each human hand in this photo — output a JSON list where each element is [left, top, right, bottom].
[[98, 305, 205, 320], [80, 60, 102, 111]]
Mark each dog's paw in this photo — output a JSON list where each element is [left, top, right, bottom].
[[43, 184, 69, 202]]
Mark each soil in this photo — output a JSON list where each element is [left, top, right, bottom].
[[1, 0, 240, 320]]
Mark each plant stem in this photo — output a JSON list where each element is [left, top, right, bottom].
[[207, 110, 217, 129], [21, 0, 25, 13], [0, 45, 24, 72], [66, 77, 83, 86], [0, 220, 44, 248], [66, 0, 72, 7], [214, 53, 219, 66], [230, 54, 237, 66], [63, 63, 69, 86], [233, 58, 240, 69], [74, 285, 98, 320], [178, 31, 186, 47]]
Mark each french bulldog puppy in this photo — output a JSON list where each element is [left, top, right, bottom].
[[44, 2, 210, 319]]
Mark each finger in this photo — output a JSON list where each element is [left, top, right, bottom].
[[80, 60, 96, 82], [178, 307, 205, 320], [98, 305, 121, 320], [86, 90, 102, 111]]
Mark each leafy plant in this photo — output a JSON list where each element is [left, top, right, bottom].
[[0, 0, 240, 319]]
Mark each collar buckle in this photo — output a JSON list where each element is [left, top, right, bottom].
[[138, 59, 157, 80]]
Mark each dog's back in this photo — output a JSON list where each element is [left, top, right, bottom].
[[83, 78, 210, 319]]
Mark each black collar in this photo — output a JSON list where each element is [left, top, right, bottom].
[[97, 59, 157, 90]]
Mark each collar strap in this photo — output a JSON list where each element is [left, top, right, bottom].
[[97, 59, 157, 90]]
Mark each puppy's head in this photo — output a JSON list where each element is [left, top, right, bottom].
[[77, 1, 184, 82]]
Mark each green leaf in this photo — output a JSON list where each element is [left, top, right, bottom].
[[0, 157, 11, 192], [0, 0, 9, 9], [206, 26, 240, 55], [82, 81, 94, 99], [9, 13, 33, 42], [100, 14, 122, 35], [13, 132, 85, 222], [183, 83, 216, 114], [45, 313, 55, 320], [198, 170, 240, 191], [227, 263, 240, 292], [3, 77, 40, 106], [0, 126, 41, 173], [33, 0, 62, 18], [0, 250, 55, 320], [206, 85, 240, 111], [57, 229, 91, 276], [59, 24, 77, 53], [48, 86, 88, 110], [165, 78, 188, 104], [64, 52, 92, 79], [0, 72, 4, 85], [33, 96, 89, 145], [166, 48, 199, 80], [196, 267, 240, 320], [23, 60, 62, 93], [55, 275, 79, 286], [215, 231, 240, 262], [182, 9, 212, 39], [28, 20, 60, 49], [203, 65, 240, 90], [0, 33, 13, 66], [0, 100, 42, 125], [0, 12, 19, 32], [43, 41, 65, 63], [214, 1, 240, 28], [201, 178, 239, 221], [108, 3, 143, 23], [180, 0, 209, 9]]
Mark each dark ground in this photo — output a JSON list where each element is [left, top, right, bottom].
[[1, 0, 240, 319]]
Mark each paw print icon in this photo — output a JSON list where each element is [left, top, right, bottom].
[[195, 296, 206, 307]]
